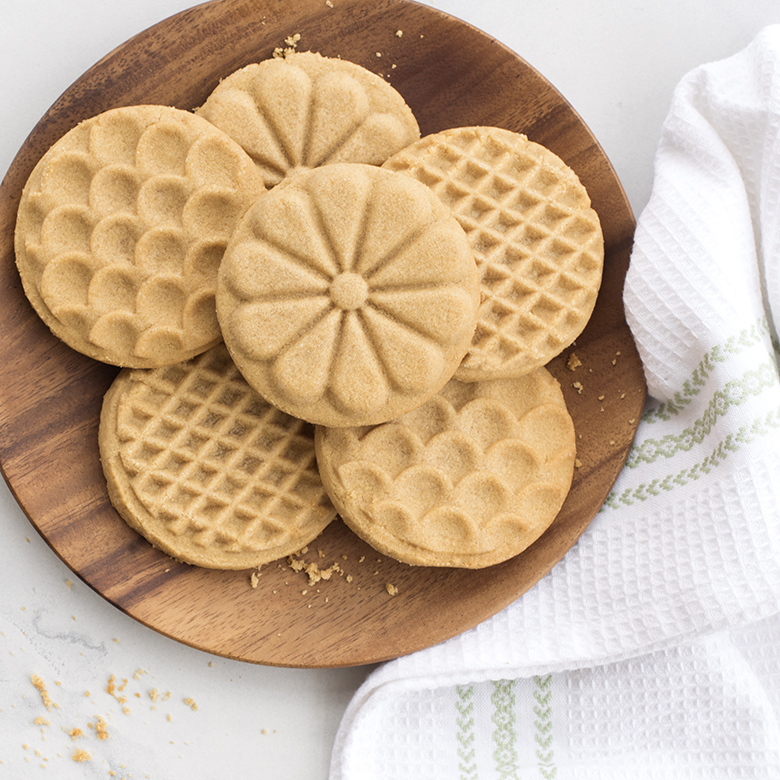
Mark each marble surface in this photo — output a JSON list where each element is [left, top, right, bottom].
[[1, 0, 779, 777]]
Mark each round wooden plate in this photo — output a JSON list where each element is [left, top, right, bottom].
[[0, 0, 645, 668]]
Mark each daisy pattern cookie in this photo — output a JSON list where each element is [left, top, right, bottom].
[[216, 163, 480, 427], [197, 52, 420, 188]]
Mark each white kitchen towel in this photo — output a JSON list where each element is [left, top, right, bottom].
[[331, 25, 780, 779]]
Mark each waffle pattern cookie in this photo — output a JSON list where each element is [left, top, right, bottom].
[[315, 368, 576, 568], [217, 163, 480, 427], [15, 105, 265, 368], [99, 344, 336, 569], [197, 52, 420, 188], [384, 126, 604, 380]]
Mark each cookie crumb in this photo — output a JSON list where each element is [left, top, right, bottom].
[[385, 583, 399, 596], [67, 728, 84, 741], [93, 717, 109, 741], [71, 749, 91, 762], [31, 675, 57, 711], [567, 353, 582, 371], [574, 458, 582, 469], [250, 571, 260, 589], [572, 381, 583, 394], [273, 33, 302, 58], [326, 0, 333, 5], [184, 698, 198, 711], [395, 29, 403, 37]]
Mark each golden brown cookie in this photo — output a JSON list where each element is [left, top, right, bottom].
[[196, 52, 420, 188], [217, 163, 480, 427], [15, 105, 265, 368], [99, 343, 336, 569], [383, 126, 604, 380], [315, 368, 576, 568]]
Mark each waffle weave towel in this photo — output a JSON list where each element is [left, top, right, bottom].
[[330, 25, 780, 779]]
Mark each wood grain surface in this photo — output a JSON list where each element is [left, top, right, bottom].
[[0, 0, 646, 668]]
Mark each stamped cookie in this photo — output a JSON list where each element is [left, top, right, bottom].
[[384, 126, 604, 380], [15, 105, 265, 368], [99, 343, 337, 569], [196, 52, 420, 188], [315, 368, 576, 568], [217, 163, 480, 427]]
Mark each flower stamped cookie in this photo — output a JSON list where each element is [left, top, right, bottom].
[[217, 163, 480, 427], [197, 52, 420, 188]]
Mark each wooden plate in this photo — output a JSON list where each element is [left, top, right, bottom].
[[0, 0, 645, 668]]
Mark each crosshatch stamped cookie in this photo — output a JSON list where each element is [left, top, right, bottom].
[[383, 126, 604, 381], [315, 368, 576, 568], [99, 343, 337, 569], [14, 105, 266, 368], [217, 163, 480, 427], [196, 51, 420, 188]]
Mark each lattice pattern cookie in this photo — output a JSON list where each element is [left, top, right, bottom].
[[217, 163, 480, 427], [197, 52, 420, 188], [384, 126, 604, 380], [15, 105, 265, 367], [315, 368, 576, 568], [99, 344, 336, 569]]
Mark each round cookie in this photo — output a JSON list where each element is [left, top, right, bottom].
[[315, 368, 576, 568], [99, 343, 337, 570], [15, 105, 266, 368], [217, 163, 480, 427], [196, 52, 420, 188], [383, 126, 604, 380]]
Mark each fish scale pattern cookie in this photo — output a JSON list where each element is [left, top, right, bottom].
[[99, 343, 337, 569], [15, 105, 265, 367], [383, 126, 604, 380], [315, 368, 576, 568], [217, 163, 480, 427], [196, 52, 420, 188]]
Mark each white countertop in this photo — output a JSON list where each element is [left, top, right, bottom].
[[2, 1, 779, 777]]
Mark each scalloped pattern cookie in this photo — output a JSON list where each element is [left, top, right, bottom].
[[15, 105, 265, 367], [315, 368, 576, 568], [99, 343, 336, 569], [217, 163, 480, 427], [196, 52, 420, 188], [383, 126, 604, 380]]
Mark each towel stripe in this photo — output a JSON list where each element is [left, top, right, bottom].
[[457, 684, 478, 780], [642, 316, 773, 424], [626, 361, 778, 467], [491, 680, 521, 780], [603, 404, 780, 509]]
